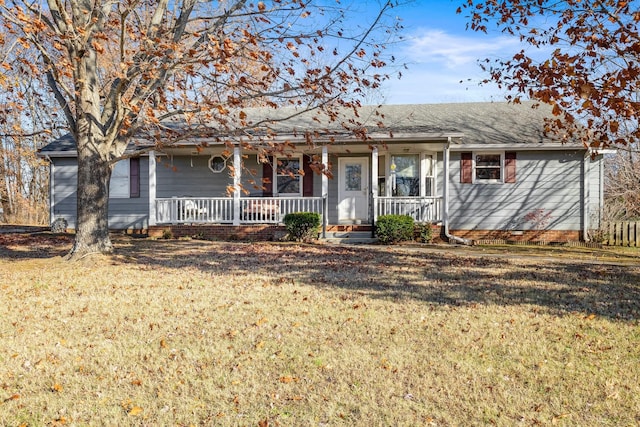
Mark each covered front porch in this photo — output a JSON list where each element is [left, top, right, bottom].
[[147, 141, 447, 230], [154, 195, 442, 225]]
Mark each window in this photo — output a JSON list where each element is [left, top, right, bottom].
[[391, 154, 419, 196], [208, 155, 226, 173], [378, 155, 386, 196], [423, 154, 435, 196], [460, 151, 516, 184], [110, 160, 130, 198], [475, 153, 502, 181], [275, 157, 302, 195], [110, 158, 140, 198]]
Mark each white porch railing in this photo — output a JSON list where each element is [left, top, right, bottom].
[[155, 196, 324, 224], [375, 196, 442, 223], [156, 197, 235, 223], [240, 197, 324, 224]]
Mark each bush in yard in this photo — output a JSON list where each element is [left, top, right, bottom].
[[415, 222, 433, 243], [376, 215, 414, 244], [283, 212, 321, 242]]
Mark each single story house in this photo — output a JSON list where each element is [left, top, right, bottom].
[[38, 102, 605, 243]]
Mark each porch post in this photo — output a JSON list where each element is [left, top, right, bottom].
[[322, 145, 328, 237], [443, 141, 450, 231], [371, 146, 379, 226], [148, 150, 157, 226], [233, 145, 241, 225]]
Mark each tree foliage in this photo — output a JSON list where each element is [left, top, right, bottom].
[[0, 0, 401, 257], [459, 0, 640, 149], [604, 145, 640, 220], [0, 42, 62, 224]]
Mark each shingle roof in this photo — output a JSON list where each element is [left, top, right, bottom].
[[38, 101, 574, 156]]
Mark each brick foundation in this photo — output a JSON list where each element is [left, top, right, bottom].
[[147, 224, 287, 241], [137, 224, 582, 244], [447, 229, 581, 243]]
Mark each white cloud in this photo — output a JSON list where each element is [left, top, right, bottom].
[[405, 29, 520, 68], [381, 29, 522, 104]]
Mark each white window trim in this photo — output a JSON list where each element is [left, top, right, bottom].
[[473, 151, 504, 184], [110, 159, 130, 198], [274, 155, 303, 196], [421, 152, 437, 197]]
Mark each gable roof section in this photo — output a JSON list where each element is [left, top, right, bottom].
[[38, 101, 579, 157]]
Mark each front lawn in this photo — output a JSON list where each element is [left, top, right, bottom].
[[1, 235, 638, 425]]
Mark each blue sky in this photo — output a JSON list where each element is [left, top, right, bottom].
[[379, 0, 523, 104]]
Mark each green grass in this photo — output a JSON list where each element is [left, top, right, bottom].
[[0, 234, 638, 426]]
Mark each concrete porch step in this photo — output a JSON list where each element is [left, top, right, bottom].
[[322, 231, 378, 244]]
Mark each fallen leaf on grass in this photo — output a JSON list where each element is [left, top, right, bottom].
[[128, 406, 143, 416], [552, 413, 571, 424], [254, 317, 268, 327], [51, 416, 68, 425], [2, 393, 20, 403], [279, 376, 299, 383]]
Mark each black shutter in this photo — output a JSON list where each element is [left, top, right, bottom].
[[129, 158, 140, 198], [262, 156, 273, 196], [505, 152, 516, 183]]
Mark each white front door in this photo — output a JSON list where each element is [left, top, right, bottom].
[[338, 157, 369, 222]]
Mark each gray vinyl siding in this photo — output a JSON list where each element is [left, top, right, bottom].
[[448, 150, 584, 231], [51, 157, 150, 229], [51, 158, 79, 228], [156, 155, 232, 198], [155, 154, 322, 198], [108, 159, 150, 229]]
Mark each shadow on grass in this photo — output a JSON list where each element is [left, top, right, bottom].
[[2, 232, 638, 321], [110, 237, 640, 322], [0, 232, 73, 259]]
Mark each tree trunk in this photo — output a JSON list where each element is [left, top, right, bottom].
[[67, 141, 113, 259]]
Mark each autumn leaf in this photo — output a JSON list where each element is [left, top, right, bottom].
[[3, 393, 20, 403], [254, 317, 268, 327], [128, 406, 143, 416]]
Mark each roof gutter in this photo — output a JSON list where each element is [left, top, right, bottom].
[[443, 137, 472, 245]]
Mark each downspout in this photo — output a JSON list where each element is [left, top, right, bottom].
[[443, 138, 472, 245], [582, 150, 591, 242]]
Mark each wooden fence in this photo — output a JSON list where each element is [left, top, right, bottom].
[[602, 221, 640, 246]]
